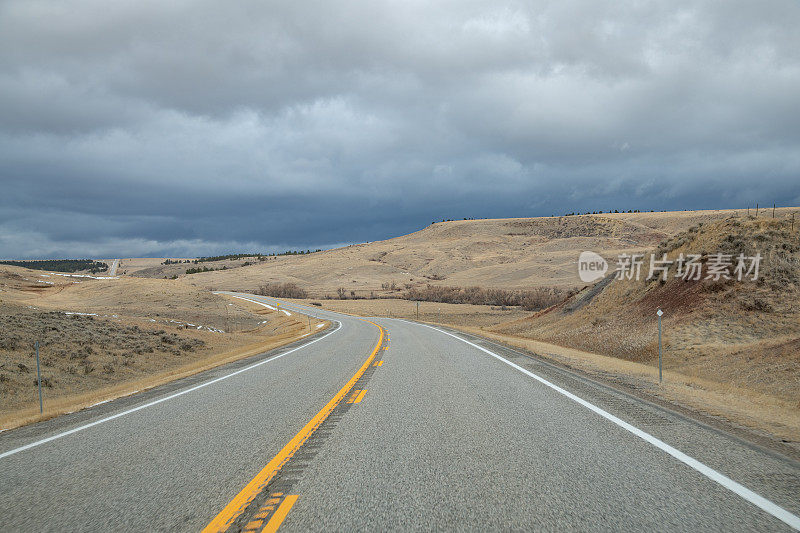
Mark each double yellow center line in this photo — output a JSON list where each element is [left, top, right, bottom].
[[203, 321, 385, 532]]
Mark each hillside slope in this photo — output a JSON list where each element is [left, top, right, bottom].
[[178, 208, 774, 295], [491, 215, 800, 409]]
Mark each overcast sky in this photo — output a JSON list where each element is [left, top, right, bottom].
[[1, 1, 799, 259]]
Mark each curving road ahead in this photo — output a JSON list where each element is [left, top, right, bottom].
[[1, 293, 799, 531]]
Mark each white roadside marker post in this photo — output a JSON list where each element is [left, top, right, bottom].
[[657, 308, 663, 383]]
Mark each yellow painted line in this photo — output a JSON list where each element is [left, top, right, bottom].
[[352, 389, 367, 404], [346, 389, 361, 404], [203, 323, 384, 533], [261, 495, 298, 533], [378, 360, 383, 367], [244, 519, 263, 530]]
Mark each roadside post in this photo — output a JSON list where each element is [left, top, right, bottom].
[[416, 301, 419, 319], [35, 341, 43, 413], [656, 308, 663, 383]]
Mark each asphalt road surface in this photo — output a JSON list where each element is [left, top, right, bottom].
[[2, 293, 799, 531], [108, 258, 119, 276]]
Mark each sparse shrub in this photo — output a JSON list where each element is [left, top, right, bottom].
[[402, 285, 569, 310], [82, 363, 95, 375], [255, 282, 308, 299], [17, 363, 29, 373], [740, 296, 774, 312], [703, 279, 732, 293], [102, 363, 115, 374], [33, 376, 52, 387], [0, 337, 19, 350]]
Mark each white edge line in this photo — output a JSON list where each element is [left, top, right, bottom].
[[417, 322, 800, 531], [220, 293, 277, 311], [0, 321, 342, 460]]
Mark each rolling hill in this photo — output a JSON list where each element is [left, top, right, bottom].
[[173, 208, 787, 296]]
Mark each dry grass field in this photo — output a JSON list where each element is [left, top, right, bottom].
[[168, 208, 795, 297], [0, 265, 325, 429], [119, 256, 268, 279]]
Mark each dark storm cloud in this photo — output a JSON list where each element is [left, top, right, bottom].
[[1, 0, 799, 258]]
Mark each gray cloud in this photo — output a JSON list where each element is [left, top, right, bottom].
[[1, 0, 799, 258]]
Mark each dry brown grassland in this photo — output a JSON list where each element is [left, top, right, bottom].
[[0, 266, 325, 429]]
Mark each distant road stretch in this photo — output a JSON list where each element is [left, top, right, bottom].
[[108, 258, 119, 276], [1, 293, 799, 531]]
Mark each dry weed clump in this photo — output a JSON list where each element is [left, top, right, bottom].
[[255, 282, 308, 299], [403, 284, 571, 311]]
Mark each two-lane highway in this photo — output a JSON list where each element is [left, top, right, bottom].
[[2, 293, 799, 531]]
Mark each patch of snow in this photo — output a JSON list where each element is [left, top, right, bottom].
[[64, 312, 98, 316], [52, 273, 119, 280], [164, 317, 224, 333], [282, 310, 291, 316]]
